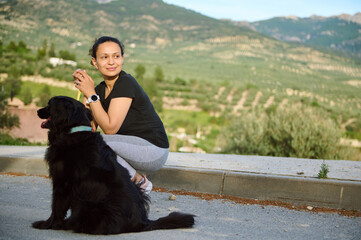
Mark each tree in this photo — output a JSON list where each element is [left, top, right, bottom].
[[4, 65, 22, 101], [59, 50, 76, 61], [0, 90, 19, 131], [17, 41, 29, 54], [48, 43, 56, 57], [37, 39, 47, 59], [37, 85, 51, 107], [134, 64, 146, 81], [222, 104, 351, 160], [142, 77, 163, 113], [154, 66, 164, 82], [7, 41, 17, 52], [0, 40, 3, 57], [23, 88, 33, 105]]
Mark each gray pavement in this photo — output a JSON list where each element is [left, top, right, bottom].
[[1, 145, 361, 211], [1, 174, 360, 240]]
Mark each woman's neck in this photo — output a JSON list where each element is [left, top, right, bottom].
[[104, 74, 119, 90]]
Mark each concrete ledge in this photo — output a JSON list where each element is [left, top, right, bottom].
[[149, 167, 361, 211], [0, 157, 48, 175], [148, 166, 225, 194], [222, 171, 361, 210], [1, 149, 361, 211]]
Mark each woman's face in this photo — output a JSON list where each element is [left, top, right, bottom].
[[92, 41, 124, 80]]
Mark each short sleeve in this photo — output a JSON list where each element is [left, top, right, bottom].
[[111, 75, 137, 99]]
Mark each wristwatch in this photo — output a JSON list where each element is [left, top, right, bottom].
[[86, 94, 100, 104]]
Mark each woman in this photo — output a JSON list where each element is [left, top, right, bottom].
[[72, 36, 169, 194]]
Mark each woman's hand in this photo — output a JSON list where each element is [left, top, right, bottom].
[[72, 69, 96, 99]]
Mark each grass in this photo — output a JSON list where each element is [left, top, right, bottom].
[[0, 133, 45, 146], [318, 161, 330, 179], [18, 81, 78, 104], [161, 109, 226, 153]]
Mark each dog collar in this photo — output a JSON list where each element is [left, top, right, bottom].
[[70, 126, 93, 134]]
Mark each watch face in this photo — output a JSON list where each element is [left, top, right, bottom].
[[91, 95, 98, 101]]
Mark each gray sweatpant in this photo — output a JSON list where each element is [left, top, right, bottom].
[[101, 134, 169, 179]]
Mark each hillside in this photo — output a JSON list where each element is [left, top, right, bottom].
[[0, 0, 262, 50], [1, 0, 360, 112], [247, 13, 361, 58], [1, 0, 361, 156]]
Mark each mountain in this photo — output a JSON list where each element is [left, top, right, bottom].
[[1, 0, 361, 93], [246, 13, 361, 58], [0, 0, 262, 50]]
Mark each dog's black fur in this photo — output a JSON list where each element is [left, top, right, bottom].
[[32, 96, 195, 234]]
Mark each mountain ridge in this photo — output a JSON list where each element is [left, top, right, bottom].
[[240, 12, 361, 57], [0, 0, 263, 50]]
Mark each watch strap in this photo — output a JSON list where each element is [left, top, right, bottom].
[[86, 94, 100, 104]]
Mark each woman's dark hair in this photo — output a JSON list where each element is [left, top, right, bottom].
[[89, 36, 125, 65]]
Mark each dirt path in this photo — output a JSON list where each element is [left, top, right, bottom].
[[214, 86, 225, 100], [264, 96, 275, 108], [233, 89, 249, 113], [252, 91, 263, 107], [227, 88, 236, 103], [21, 75, 75, 90]]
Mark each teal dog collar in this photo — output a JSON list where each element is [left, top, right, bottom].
[[70, 126, 93, 134]]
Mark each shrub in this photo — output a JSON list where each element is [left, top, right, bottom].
[[318, 161, 329, 179], [222, 108, 270, 155], [37, 85, 52, 107], [222, 104, 351, 160], [0, 91, 19, 131], [0, 133, 43, 146], [174, 77, 186, 85], [23, 88, 33, 105]]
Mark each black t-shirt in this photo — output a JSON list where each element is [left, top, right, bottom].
[[95, 71, 169, 148]]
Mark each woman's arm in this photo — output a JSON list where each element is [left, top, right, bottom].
[[74, 69, 131, 134], [88, 97, 132, 134]]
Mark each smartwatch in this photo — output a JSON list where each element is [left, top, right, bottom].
[[86, 94, 100, 104]]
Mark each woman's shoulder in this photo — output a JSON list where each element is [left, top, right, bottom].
[[118, 71, 136, 82], [116, 71, 139, 88]]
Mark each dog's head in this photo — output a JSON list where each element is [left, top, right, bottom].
[[38, 96, 93, 133]]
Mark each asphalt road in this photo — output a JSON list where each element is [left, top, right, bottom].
[[0, 174, 360, 240]]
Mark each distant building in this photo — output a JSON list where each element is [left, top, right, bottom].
[[49, 57, 77, 67]]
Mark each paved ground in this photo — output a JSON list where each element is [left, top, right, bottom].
[[1, 145, 361, 211], [0, 174, 360, 240]]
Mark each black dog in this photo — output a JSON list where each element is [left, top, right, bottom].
[[32, 96, 195, 234]]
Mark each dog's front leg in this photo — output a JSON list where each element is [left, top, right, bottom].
[[32, 185, 70, 230]]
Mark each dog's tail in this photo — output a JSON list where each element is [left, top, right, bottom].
[[143, 212, 195, 231]]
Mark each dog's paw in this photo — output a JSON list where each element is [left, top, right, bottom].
[[32, 220, 51, 229], [32, 220, 65, 230]]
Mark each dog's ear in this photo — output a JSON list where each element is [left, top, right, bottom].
[[50, 99, 73, 128], [85, 108, 93, 122], [68, 102, 92, 127]]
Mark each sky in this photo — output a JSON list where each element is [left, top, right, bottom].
[[163, 0, 361, 22]]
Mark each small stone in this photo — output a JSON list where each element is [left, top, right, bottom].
[[300, 224, 310, 228], [168, 207, 178, 211], [169, 194, 176, 201], [297, 171, 304, 175]]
